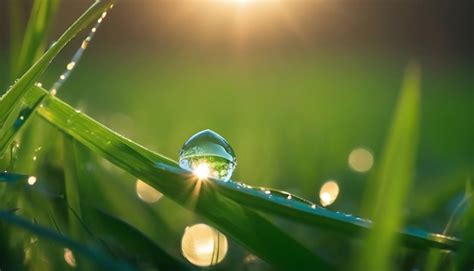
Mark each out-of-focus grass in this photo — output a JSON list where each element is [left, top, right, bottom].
[[38, 51, 473, 215]]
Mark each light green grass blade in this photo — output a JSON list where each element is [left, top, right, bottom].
[[356, 62, 422, 270], [14, 0, 60, 79], [0, 0, 116, 156]]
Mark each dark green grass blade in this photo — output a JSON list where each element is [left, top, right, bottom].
[[356, 63, 422, 270], [0, 210, 133, 271], [0, 0, 116, 155], [14, 0, 60, 79], [85, 208, 194, 271], [33, 88, 331, 270]]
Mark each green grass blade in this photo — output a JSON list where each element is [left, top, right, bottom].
[[356, 63, 422, 270], [455, 179, 474, 269], [85, 208, 194, 271], [32, 88, 331, 270], [0, 210, 133, 271], [0, 0, 116, 155], [14, 0, 60, 79], [7, 0, 24, 82]]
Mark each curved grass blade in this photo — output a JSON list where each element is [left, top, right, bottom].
[[0, 0, 116, 155], [0, 210, 134, 271], [33, 86, 332, 270]]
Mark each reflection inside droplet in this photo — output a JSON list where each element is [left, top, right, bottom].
[[136, 179, 162, 203], [181, 223, 228, 267], [319, 180, 339, 207], [348, 148, 374, 173], [179, 129, 236, 182]]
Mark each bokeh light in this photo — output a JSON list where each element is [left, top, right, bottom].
[[181, 223, 228, 267], [63, 248, 76, 267], [348, 148, 374, 173], [27, 176, 37, 186], [136, 179, 163, 203], [319, 180, 340, 207]]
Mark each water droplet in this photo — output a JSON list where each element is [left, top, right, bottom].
[[91, 27, 97, 33], [66, 62, 75, 70], [179, 129, 236, 182]]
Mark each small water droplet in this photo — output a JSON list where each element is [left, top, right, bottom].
[[60, 74, 66, 80], [66, 62, 75, 70], [179, 129, 236, 182], [91, 27, 97, 33]]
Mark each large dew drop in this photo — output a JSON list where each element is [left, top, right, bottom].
[[179, 129, 236, 182]]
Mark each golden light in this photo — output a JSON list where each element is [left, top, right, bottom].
[[136, 179, 163, 203], [193, 162, 211, 180], [348, 148, 374, 173], [63, 248, 76, 267], [319, 180, 339, 207], [181, 223, 228, 267], [27, 176, 37, 186]]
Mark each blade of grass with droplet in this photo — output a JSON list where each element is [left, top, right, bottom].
[[32, 87, 332, 270], [27, 83, 460, 252], [0, 0, 116, 155], [0, 210, 133, 271], [14, 0, 60, 79], [355, 63, 422, 271]]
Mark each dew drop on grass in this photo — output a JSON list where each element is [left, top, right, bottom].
[[179, 129, 236, 182]]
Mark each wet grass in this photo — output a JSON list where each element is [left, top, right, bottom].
[[0, 0, 473, 270]]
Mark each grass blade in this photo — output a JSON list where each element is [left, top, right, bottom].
[[27, 84, 459, 251], [356, 62, 422, 270], [33, 87, 331, 269], [85, 208, 193, 271], [14, 0, 60, 79], [0, 0, 116, 155], [7, 0, 24, 82], [0, 210, 133, 271]]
